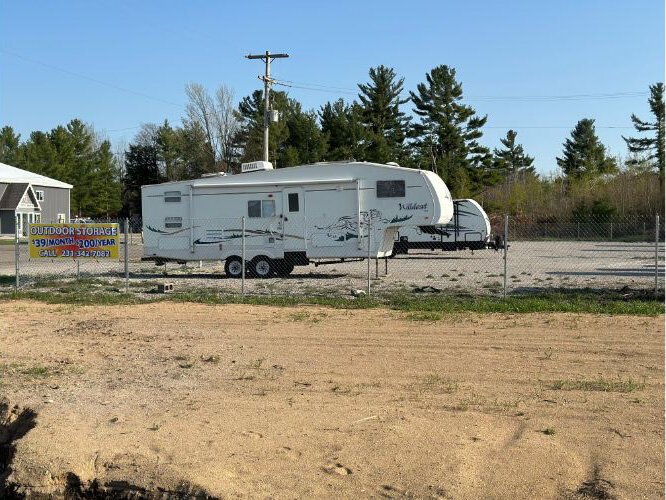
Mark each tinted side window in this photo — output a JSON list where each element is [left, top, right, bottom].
[[288, 193, 299, 212], [377, 180, 405, 198], [248, 200, 261, 217]]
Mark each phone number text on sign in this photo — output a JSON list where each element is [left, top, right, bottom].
[[28, 223, 120, 259]]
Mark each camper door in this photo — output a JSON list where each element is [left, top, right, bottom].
[[282, 188, 305, 251]]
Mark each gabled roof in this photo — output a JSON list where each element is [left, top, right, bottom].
[[0, 162, 73, 189], [0, 182, 39, 210]]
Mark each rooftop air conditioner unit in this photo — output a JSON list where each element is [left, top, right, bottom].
[[241, 161, 274, 173]]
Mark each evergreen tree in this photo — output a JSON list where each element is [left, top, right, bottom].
[[155, 120, 185, 181], [622, 82, 664, 183], [123, 143, 162, 217], [493, 130, 536, 178], [556, 118, 617, 180], [91, 140, 122, 218], [410, 65, 491, 197], [66, 119, 97, 216], [237, 90, 325, 167], [357, 65, 410, 164], [319, 99, 366, 161], [176, 122, 212, 179], [0, 126, 21, 165]]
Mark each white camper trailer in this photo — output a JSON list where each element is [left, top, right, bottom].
[[141, 161, 453, 277], [393, 198, 500, 254]]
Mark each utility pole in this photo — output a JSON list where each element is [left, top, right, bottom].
[[245, 51, 289, 162]]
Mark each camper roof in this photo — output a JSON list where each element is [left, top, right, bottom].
[[141, 161, 418, 189]]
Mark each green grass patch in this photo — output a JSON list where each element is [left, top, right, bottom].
[[550, 376, 645, 393], [0, 281, 663, 316], [20, 365, 50, 377], [406, 311, 443, 321]]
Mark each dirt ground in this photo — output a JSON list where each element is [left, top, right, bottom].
[[0, 301, 663, 499]]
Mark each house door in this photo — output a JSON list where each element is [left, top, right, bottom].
[[282, 188, 305, 251]]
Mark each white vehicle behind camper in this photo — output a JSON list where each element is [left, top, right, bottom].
[[393, 198, 502, 254], [141, 161, 453, 277]]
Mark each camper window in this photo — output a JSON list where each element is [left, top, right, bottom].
[[288, 193, 299, 212], [262, 200, 276, 217], [164, 191, 181, 202], [376, 180, 405, 198], [248, 199, 276, 218], [165, 216, 182, 228], [248, 200, 261, 217]]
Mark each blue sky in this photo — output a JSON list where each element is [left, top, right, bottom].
[[1, 0, 663, 175]]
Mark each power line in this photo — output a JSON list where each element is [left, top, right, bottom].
[[485, 125, 634, 129], [273, 80, 357, 95], [0, 48, 183, 107], [273, 78, 648, 102]]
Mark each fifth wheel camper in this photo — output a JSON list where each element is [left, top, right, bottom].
[[141, 161, 453, 277]]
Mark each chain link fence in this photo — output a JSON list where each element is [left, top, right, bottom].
[[2, 214, 663, 299]]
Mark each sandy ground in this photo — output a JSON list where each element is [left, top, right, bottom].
[[0, 301, 663, 499]]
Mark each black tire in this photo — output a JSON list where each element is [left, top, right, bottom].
[[251, 256, 274, 278], [275, 260, 295, 277], [224, 256, 244, 278]]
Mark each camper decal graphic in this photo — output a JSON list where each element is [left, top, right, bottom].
[[315, 210, 413, 241], [193, 229, 306, 245], [145, 225, 197, 236]]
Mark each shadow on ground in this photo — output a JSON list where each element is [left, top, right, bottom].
[[0, 400, 217, 499]]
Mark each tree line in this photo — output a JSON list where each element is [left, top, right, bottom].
[[0, 65, 662, 220]]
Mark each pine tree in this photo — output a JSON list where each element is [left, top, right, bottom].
[[123, 143, 162, 217], [319, 99, 366, 161], [0, 126, 21, 165], [622, 82, 664, 183], [493, 130, 536, 178], [357, 65, 410, 164], [410, 65, 491, 197], [91, 141, 122, 218], [556, 118, 617, 181], [237, 90, 325, 167]]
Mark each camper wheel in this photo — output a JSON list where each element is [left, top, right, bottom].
[[224, 256, 244, 279], [251, 256, 274, 278]]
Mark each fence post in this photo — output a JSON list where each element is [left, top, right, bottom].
[[241, 217, 246, 295], [367, 218, 372, 297], [14, 225, 19, 292], [124, 218, 129, 293], [610, 221, 613, 240], [577, 221, 580, 240], [503, 214, 509, 299], [655, 214, 660, 298]]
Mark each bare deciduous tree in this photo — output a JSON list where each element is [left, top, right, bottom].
[[184, 83, 241, 172]]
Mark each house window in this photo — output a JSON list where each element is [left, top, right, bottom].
[[164, 191, 181, 202], [35, 190, 44, 201], [248, 199, 276, 218], [376, 180, 405, 198], [165, 216, 182, 228], [288, 193, 299, 212]]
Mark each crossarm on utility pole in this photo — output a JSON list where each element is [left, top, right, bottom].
[[245, 51, 290, 162]]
